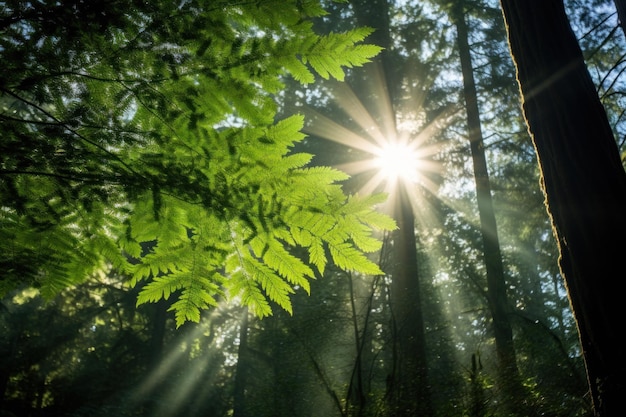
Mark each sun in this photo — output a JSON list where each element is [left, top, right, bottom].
[[300, 98, 445, 204], [373, 141, 422, 184], [296, 64, 453, 216]]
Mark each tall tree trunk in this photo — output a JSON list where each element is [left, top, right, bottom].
[[148, 299, 168, 367], [451, 4, 528, 415], [233, 308, 250, 417], [468, 352, 487, 417], [614, 0, 626, 39], [389, 186, 432, 417], [500, 2, 626, 416], [346, 272, 367, 415], [144, 298, 169, 415], [350, 1, 433, 415]]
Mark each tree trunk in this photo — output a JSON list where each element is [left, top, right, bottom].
[[389, 185, 432, 417], [500, 2, 626, 416], [451, 4, 529, 414], [350, 1, 433, 415], [233, 308, 250, 417], [148, 299, 168, 367], [614, 0, 626, 40], [346, 272, 367, 415]]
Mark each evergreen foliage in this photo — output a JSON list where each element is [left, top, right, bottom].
[[2, 1, 616, 416], [0, 0, 392, 325]]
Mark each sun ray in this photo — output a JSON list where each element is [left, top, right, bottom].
[[325, 79, 391, 147], [334, 159, 378, 176], [301, 105, 380, 154], [360, 169, 397, 198], [128, 304, 242, 415], [301, 96, 449, 205], [297, 60, 462, 232], [365, 61, 398, 140]]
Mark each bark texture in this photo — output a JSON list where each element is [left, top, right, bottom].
[[500, 1, 626, 415]]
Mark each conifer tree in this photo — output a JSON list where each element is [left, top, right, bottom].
[[349, 1, 433, 414], [500, 1, 626, 415], [449, 2, 529, 414]]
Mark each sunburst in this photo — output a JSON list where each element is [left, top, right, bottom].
[[373, 139, 424, 184], [299, 64, 452, 218]]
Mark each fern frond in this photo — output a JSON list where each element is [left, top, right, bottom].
[[229, 270, 273, 318], [347, 222, 384, 253], [283, 55, 315, 84], [281, 152, 314, 169], [302, 27, 383, 81], [1, 0, 393, 326], [264, 114, 307, 150], [342, 192, 389, 213], [136, 274, 182, 304], [243, 256, 294, 314], [170, 297, 202, 326], [298, 0, 329, 17], [329, 242, 383, 275], [355, 209, 398, 232], [263, 240, 313, 294], [170, 284, 214, 326], [130, 263, 153, 286], [308, 237, 327, 275], [38, 262, 78, 299], [295, 165, 351, 183], [119, 234, 143, 260], [168, 274, 222, 327], [290, 226, 313, 247], [290, 210, 337, 239]]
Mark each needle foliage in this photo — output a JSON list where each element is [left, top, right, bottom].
[[0, 0, 394, 326]]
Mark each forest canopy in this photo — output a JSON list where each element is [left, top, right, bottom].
[[3, 0, 626, 416], [0, 0, 395, 326]]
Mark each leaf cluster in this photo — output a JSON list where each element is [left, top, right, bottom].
[[0, 0, 392, 325]]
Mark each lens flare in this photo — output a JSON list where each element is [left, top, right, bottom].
[[374, 142, 421, 183]]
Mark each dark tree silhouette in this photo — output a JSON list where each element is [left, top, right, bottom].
[[614, 0, 626, 39], [500, 1, 626, 416]]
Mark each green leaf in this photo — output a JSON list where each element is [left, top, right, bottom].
[[1, 0, 392, 325], [308, 238, 327, 276], [329, 242, 383, 275], [243, 256, 294, 314], [137, 275, 181, 305], [230, 270, 273, 318], [302, 27, 383, 81], [263, 240, 313, 293]]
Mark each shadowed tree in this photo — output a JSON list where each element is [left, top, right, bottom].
[[614, 0, 626, 39], [500, 1, 626, 415]]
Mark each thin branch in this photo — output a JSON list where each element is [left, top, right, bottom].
[[584, 24, 619, 62], [578, 11, 616, 41], [1, 87, 143, 179], [597, 52, 626, 95], [0, 169, 123, 185]]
